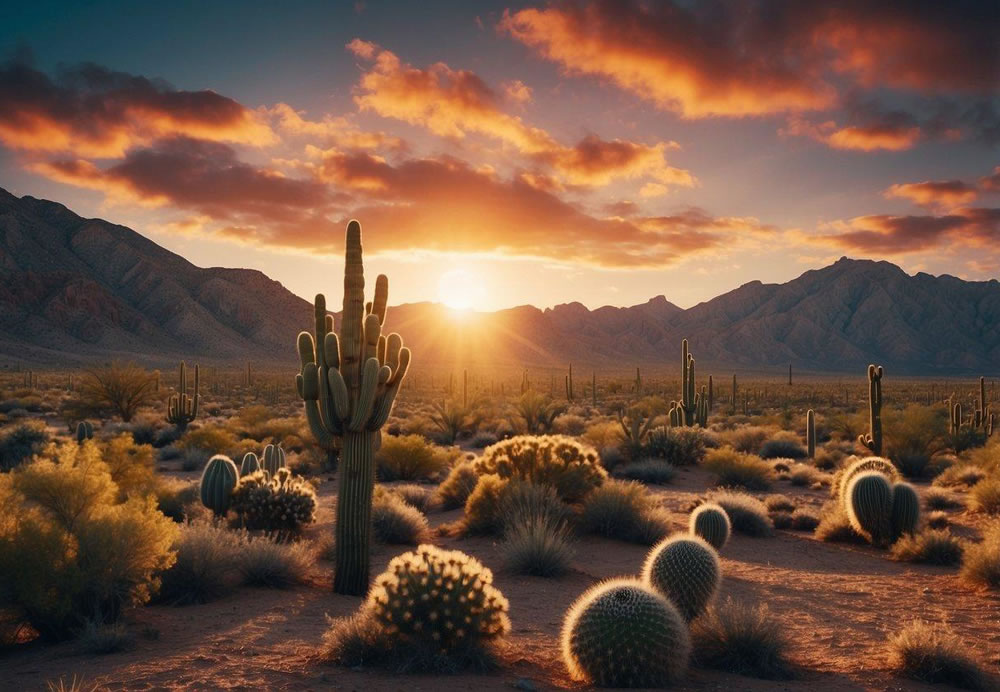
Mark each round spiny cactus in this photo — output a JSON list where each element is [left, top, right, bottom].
[[835, 456, 899, 500], [75, 421, 94, 443], [200, 454, 239, 516], [240, 452, 261, 477], [890, 481, 920, 539], [689, 503, 730, 550], [561, 578, 690, 687], [474, 434, 606, 502], [845, 470, 893, 547], [364, 544, 510, 654], [261, 443, 286, 476], [641, 534, 721, 621], [230, 468, 317, 536]]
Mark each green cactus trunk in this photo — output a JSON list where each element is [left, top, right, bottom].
[[334, 430, 378, 595], [806, 409, 816, 458]]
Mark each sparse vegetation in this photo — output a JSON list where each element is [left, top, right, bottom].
[[702, 447, 774, 490], [691, 598, 793, 679], [890, 529, 964, 565], [887, 620, 989, 690]]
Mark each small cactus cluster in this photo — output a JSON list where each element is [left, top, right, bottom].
[[230, 466, 317, 537], [842, 462, 919, 547], [950, 376, 995, 437], [364, 544, 511, 654], [641, 535, 721, 621], [474, 435, 606, 502], [857, 364, 883, 455], [167, 361, 200, 429], [561, 578, 690, 687], [669, 339, 708, 427], [689, 503, 730, 550], [75, 421, 93, 443]]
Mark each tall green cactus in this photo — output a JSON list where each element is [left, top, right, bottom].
[[296, 219, 411, 595], [806, 409, 816, 458], [166, 361, 200, 429], [858, 364, 883, 455], [671, 339, 707, 427], [974, 376, 994, 436], [731, 373, 737, 415]]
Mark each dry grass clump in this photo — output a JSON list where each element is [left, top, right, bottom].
[[923, 486, 964, 510], [387, 483, 435, 512], [720, 425, 772, 454], [926, 510, 949, 529], [702, 447, 773, 490], [759, 432, 807, 460], [887, 620, 990, 690], [612, 458, 676, 484], [642, 426, 709, 466], [375, 434, 452, 481], [238, 537, 312, 588], [814, 502, 867, 544], [0, 419, 49, 471], [372, 488, 431, 544], [579, 479, 671, 544], [690, 598, 793, 679], [968, 477, 1000, 514], [933, 464, 987, 488], [961, 524, 1000, 589], [705, 490, 774, 537], [501, 518, 574, 577], [157, 521, 241, 605], [434, 459, 479, 510], [890, 529, 964, 565], [764, 494, 796, 513]]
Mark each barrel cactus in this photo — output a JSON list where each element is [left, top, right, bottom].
[[890, 481, 920, 539], [641, 534, 721, 621], [261, 443, 285, 476], [296, 220, 411, 594], [834, 456, 899, 500], [240, 452, 261, 476], [845, 470, 893, 547], [689, 503, 731, 550], [561, 578, 690, 687], [75, 421, 93, 443], [199, 454, 239, 516], [365, 544, 510, 655]]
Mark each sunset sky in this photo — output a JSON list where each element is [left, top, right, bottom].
[[1, 1, 998, 311]]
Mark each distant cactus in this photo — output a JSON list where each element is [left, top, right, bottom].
[[561, 578, 690, 687], [240, 452, 261, 476], [166, 361, 200, 429], [890, 482, 920, 539], [857, 364, 883, 455], [806, 409, 816, 458], [261, 443, 286, 476], [642, 534, 721, 621], [690, 503, 731, 550], [366, 545, 510, 655], [845, 471, 893, 547], [295, 220, 411, 595], [671, 339, 708, 427], [75, 421, 93, 443], [199, 454, 239, 516]]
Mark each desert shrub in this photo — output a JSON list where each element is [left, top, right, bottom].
[[691, 598, 792, 679], [702, 447, 773, 490], [887, 620, 989, 690], [926, 511, 949, 529], [179, 447, 209, 472], [474, 435, 606, 502], [429, 398, 483, 444], [722, 425, 773, 454], [706, 490, 774, 537], [598, 445, 626, 471], [511, 391, 563, 435], [464, 474, 508, 535], [581, 420, 623, 454], [76, 621, 133, 655], [642, 426, 708, 466], [0, 442, 178, 639], [372, 489, 430, 544], [157, 521, 241, 605], [613, 458, 676, 484], [388, 483, 435, 512], [179, 424, 238, 456], [579, 479, 670, 544], [882, 405, 947, 477], [154, 478, 199, 522], [770, 511, 793, 529], [788, 463, 822, 487], [499, 480, 572, 532], [924, 487, 963, 510], [230, 468, 317, 540], [502, 518, 574, 577], [814, 502, 867, 544], [789, 508, 820, 531], [961, 524, 1000, 589], [812, 448, 839, 470], [75, 362, 157, 422], [375, 434, 450, 481], [968, 478, 1000, 514], [890, 529, 963, 565], [101, 434, 157, 499], [153, 426, 183, 448], [468, 431, 498, 449], [561, 578, 690, 687], [238, 537, 312, 588], [553, 413, 587, 436], [933, 464, 987, 488], [759, 432, 807, 460], [764, 494, 796, 513], [0, 419, 49, 471], [434, 460, 479, 510], [323, 545, 510, 673]]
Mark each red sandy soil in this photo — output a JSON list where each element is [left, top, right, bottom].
[[2, 467, 998, 691]]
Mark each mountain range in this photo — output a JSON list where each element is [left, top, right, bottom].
[[1, 187, 999, 375]]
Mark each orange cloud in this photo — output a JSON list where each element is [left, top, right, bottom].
[[980, 167, 1000, 193], [348, 40, 693, 188], [0, 59, 274, 158], [884, 180, 978, 210], [781, 115, 921, 151], [269, 103, 406, 151], [812, 208, 1000, 254]]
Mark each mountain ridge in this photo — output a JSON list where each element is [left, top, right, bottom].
[[1, 188, 998, 374]]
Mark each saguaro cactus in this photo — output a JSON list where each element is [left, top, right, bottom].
[[806, 409, 816, 458], [167, 361, 200, 429], [858, 364, 883, 456], [296, 220, 411, 595]]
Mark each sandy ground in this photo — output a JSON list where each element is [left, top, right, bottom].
[[2, 467, 998, 691]]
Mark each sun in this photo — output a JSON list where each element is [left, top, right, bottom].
[[437, 268, 485, 312]]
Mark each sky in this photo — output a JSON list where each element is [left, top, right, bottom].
[[0, 0, 998, 311]]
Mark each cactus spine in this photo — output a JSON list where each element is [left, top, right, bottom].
[[806, 409, 816, 458], [857, 364, 883, 455], [690, 503, 730, 550], [200, 454, 239, 516], [641, 535, 721, 621], [296, 219, 411, 595], [166, 361, 200, 429]]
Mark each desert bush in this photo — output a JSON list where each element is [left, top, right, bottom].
[[705, 490, 774, 537], [789, 508, 820, 531], [770, 511, 793, 529], [430, 398, 482, 444], [613, 458, 676, 484], [579, 479, 670, 544], [702, 447, 773, 490], [887, 620, 989, 690], [924, 487, 963, 510], [561, 578, 690, 687], [375, 434, 450, 481], [74, 362, 157, 422], [372, 489, 430, 544], [721, 425, 773, 454], [157, 521, 241, 605], [764, 494, 796, 513], [499, 479, 572, 533], [179, 447, 209, 471], [812, 448, 840, 470], [759, 432, 807, 460], [387, 483, 434, 512], [933, 464, 987, 488], [76, 621, 133, 655], [961, 524, 1000, 589], [890, 529, 964, 565], [464, 474, 508, 535], [926, 511, 949, 529], [474, 435, 605, 502], [581, 420, 623, 454], [642, 426, 708, 466], [0, 419, 49, 471], [788, 463, 823, 487], [814, 502, 867, 544], [968, 478, 1000, 514], [511, 391, 563, 434], [553, 413, 587, 436], [238, 537, 312, 588], [154, 478, 199, 522], [691, 598, 792, 679], [882, 405, 947, 478], [101, 434, 157, 499], [434, 459, 479, 510], [323, 545, 510, 673], [230, 468, 317, 540], [501, 518, 574, 577], [0, 442, 177, 639], [179, 425, 238, 456], [468, 431, 498, 449]]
